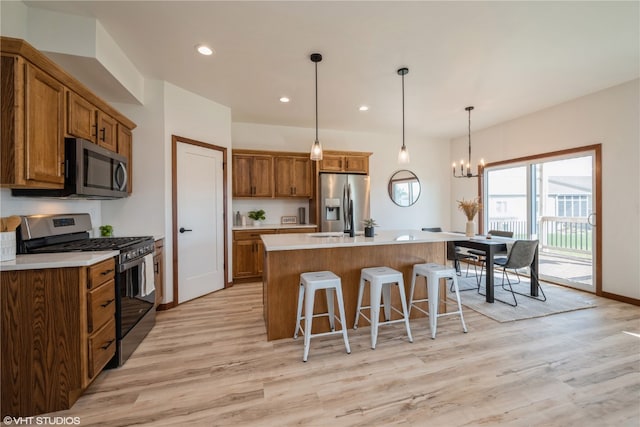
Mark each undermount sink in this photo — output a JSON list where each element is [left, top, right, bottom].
[[307, 232, 364, 237]]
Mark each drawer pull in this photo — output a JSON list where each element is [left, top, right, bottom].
[[101, 269, 114, 276], [100, 298, 115, 308], [101, 339, 115, 350]]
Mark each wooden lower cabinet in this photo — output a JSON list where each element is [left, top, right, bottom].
[[0, 258, 116, 417], [232, 227, 316, 282], [233, 229, 276, 281]]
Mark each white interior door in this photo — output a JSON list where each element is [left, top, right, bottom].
[[177, 141, 224, 303]]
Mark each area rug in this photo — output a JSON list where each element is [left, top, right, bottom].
[[448, 275, 598, 322]]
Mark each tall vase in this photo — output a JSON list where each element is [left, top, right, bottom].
[[465, 220, 475, 237]]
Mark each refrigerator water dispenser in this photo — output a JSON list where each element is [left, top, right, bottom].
[[325, 198, 340, 221]]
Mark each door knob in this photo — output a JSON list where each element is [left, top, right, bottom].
[[179, 227, 192, 233]]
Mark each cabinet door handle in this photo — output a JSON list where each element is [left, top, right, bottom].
[[101, 339, 115, 350], [100, 298, 115, 308], [92, 124, 98, 138], [100, 127, 106, 141], [346, 159, 349, 169], [154, 261, 159, 274], [101, 269, 114, 276]]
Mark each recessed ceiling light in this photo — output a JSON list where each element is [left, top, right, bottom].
[[279, 97, 290, 103], [196, 45, 214, 56], [359, 105, 369, 111]]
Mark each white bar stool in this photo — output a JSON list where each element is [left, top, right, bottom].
[[354, 266, 413, 349], [408, 262, 467, 339], [294, 271, 351, 362]]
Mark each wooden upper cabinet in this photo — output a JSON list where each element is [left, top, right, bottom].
[[232, 154, 273, 197], [319, 151, 370, 174], [344, 155, 368, 173], [117, 124, 132, 193], [24, 63, 65, 186], [67, 92, 117, 151], [1, 54, 65, 188], [67, 91, 97, 141], [97, 110, 117, 151], [274, 156, 312, 197], [1, 37, 137, 190]]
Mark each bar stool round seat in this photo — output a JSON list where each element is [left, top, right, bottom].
[[354, 266, 413, 349], [294, 271, 351, 362], [408, 263, 467, 339]]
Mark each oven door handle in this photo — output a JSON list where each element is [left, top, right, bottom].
[[118, 256, 145, 273]]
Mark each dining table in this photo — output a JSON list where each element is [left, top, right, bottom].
[[453, 236, 539, 303]]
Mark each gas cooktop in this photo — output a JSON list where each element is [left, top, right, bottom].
[[29, 236, 153, 253]]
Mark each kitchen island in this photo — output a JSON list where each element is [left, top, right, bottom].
[[261, 230, 460, 341]]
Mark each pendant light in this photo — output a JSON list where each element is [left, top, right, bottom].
[[397, 67, 410, 164], [453, 106, 484, 178], [310, 53, 323, 161]]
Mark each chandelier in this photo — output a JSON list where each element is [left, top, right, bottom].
[[453, 106, 484, 178]]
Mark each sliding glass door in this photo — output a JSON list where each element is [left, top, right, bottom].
[[484, 150, 597, 292]]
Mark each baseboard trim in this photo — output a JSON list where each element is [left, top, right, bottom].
[[601, 291, 640, 306], [156, 302, 175, 311]]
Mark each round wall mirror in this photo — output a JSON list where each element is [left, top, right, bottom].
[[388, 169, 421, 207]]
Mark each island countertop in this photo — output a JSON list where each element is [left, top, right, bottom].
[[261, 229, 466, 251]]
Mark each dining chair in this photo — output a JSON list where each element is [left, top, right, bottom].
[[469, 230, 514, 286], [479, 239, 544, 307]]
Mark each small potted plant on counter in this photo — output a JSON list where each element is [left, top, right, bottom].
[[363, 218, 378, 237], [248, 209, 266, 226]]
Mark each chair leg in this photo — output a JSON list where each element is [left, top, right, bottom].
[[334, 285, 351, 355], [500, 268, 518, 307], [450, 274, 467, 333], [303, 287, 316, 362], [294, 284, 304, 339], [326, 287, 335, 331], [382, 283, 392, 321], [509, 270, 547, 302], [395, 278, 413, 343], [408, 270, 417, 316], [427, 274, 438, 339], [369, 281, 382, 349], [353, 277, 365, 329]]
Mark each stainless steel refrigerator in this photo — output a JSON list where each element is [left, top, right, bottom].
[[319, 173, 371, 233]]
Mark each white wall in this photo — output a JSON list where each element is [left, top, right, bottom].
[[162, 82, 233, 301], [232, 123, 451, 231], [0, 0, 27, 39], [102, 79, 166, 238], [450, 79, 640, 299]]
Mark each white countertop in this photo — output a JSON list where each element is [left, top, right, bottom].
[[232, 224, 318, 231], [0, 251, 119, 271], [262, 230, 469, 251]]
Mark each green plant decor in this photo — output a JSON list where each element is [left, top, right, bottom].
[[248, 209, 266, 221], [99, 225, 113, 237], [362, 218, 378, 228]]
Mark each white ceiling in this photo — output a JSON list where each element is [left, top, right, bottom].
[[24, 1, 640, 140]]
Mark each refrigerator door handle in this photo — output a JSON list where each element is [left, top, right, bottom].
[[342, 184, 348, 229]]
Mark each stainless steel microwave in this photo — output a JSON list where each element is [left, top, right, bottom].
[[12, 138, 129, 199]]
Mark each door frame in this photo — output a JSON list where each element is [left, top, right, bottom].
[[171, 135, 228, 307], [479, 144, 602, 296]]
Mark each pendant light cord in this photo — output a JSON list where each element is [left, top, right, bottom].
[[401, 72, 405, 149], [315, 61, 318, 143], [468, 107, 471, 164]]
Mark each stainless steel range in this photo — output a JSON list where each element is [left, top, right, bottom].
[[17, 213, 156, 368]]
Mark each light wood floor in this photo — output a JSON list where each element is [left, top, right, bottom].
[[46, 282, 639, 426]]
